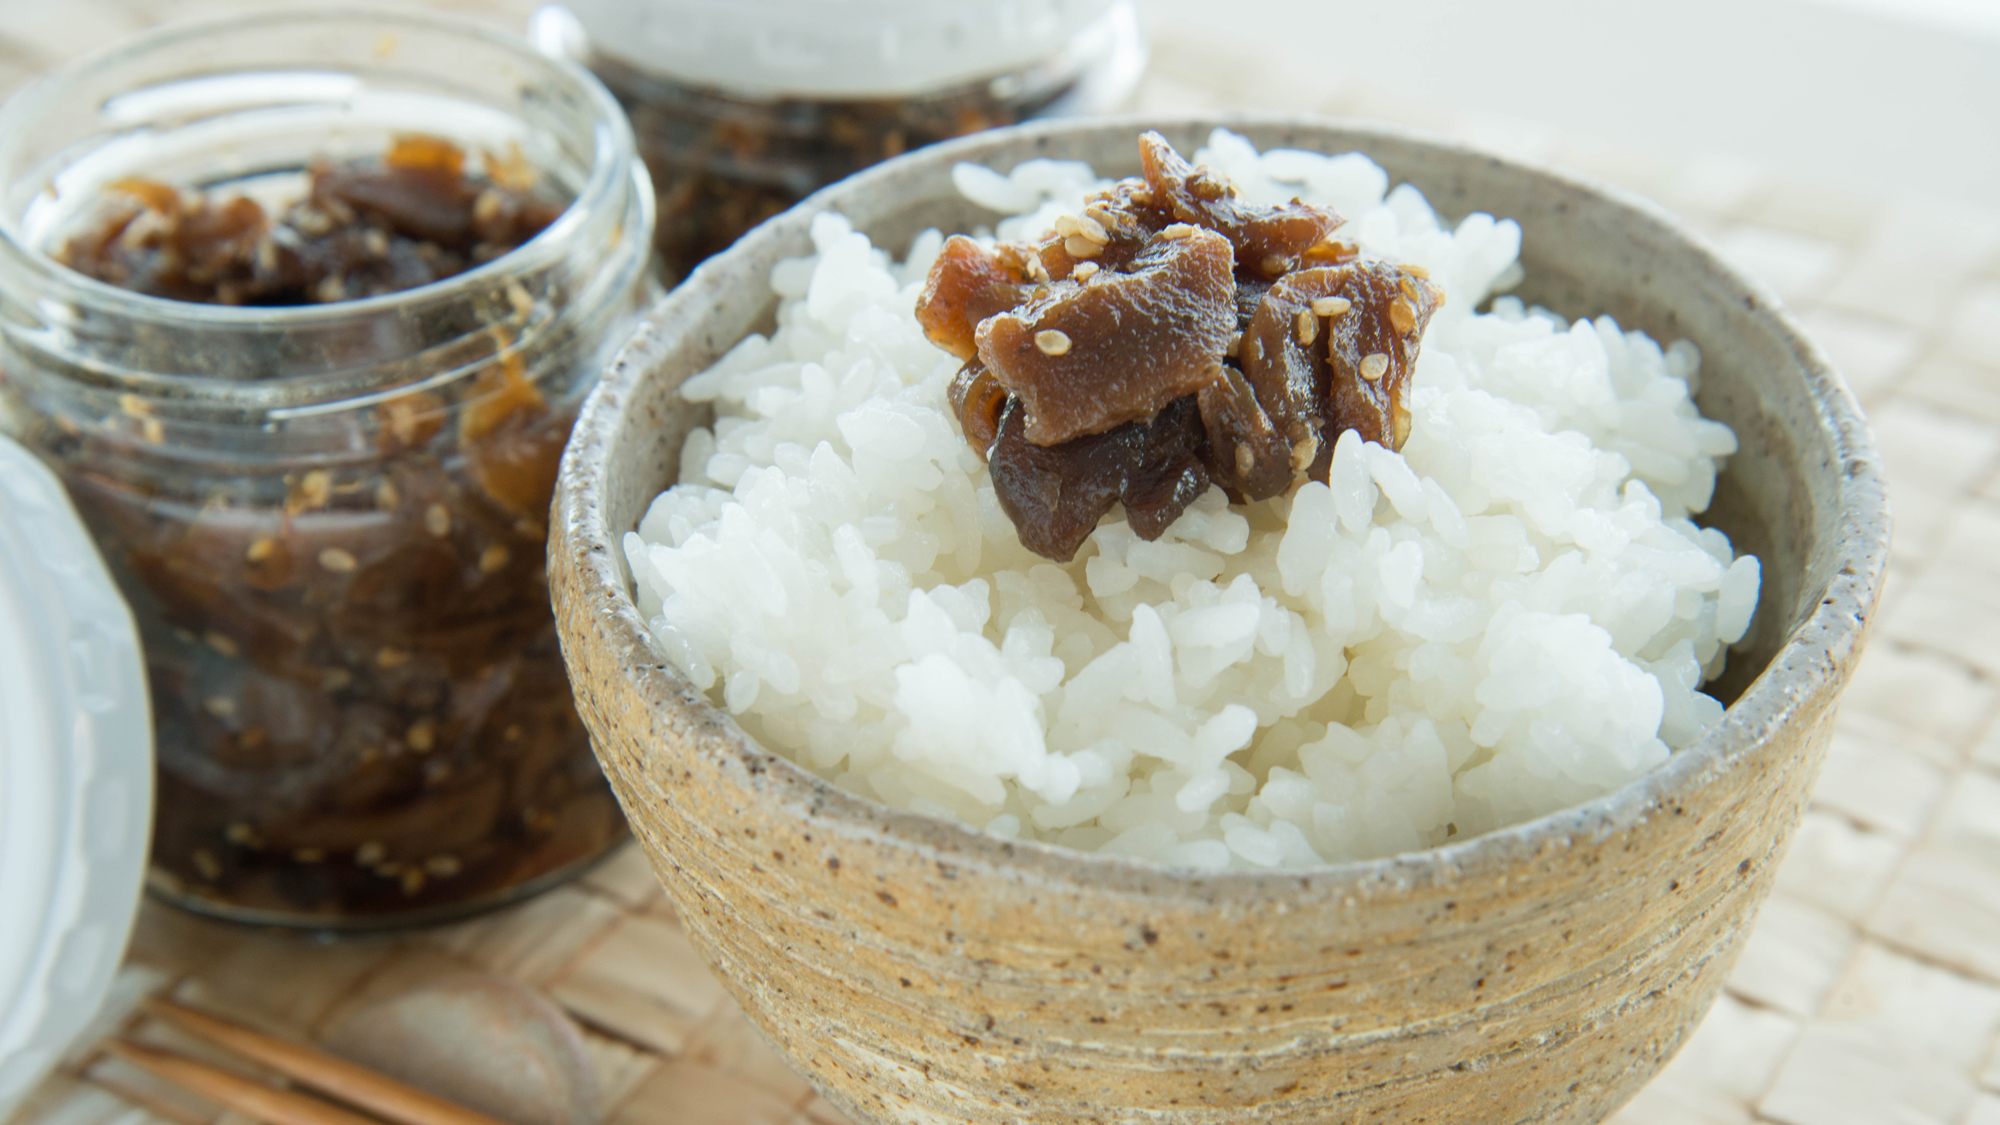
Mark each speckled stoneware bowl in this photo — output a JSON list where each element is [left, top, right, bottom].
[[550, 116, 1889, 1125]]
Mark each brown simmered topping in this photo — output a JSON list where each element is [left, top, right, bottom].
[[916, 235, 1040, 361], [1198, 360, 1295, 502], [1137, 131, 1345, 280], [976, 223, 1236, 446], [915, 132, 1445, 563], [58, 136, 562, 305], [947, 359, 1009, 456], [1259, 261, 1442, 454], [988, 395, 1212, 562]]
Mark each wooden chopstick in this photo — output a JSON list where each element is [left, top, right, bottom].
[[139, 997, 517, 1125], [89, 1071, 217, 1125], [104, 1040, 382, 1125]]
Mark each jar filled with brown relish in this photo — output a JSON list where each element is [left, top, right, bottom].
[[533, 0, 1147, 282], [0, 9, 654, 929]]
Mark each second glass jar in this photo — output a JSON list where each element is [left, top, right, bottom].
[[538, 0, 1147, 281]]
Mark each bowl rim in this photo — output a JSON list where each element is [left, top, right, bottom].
[[556, 111, 1891, 900]]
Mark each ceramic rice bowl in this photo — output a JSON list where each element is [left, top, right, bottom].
[[549, 116, 1889, 1125]]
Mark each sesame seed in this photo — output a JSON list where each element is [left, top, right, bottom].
[[141, 419, 165, 444], [362, 228, 390, 259], [118, 393, 151, 417], [119, 210, 167, 249], [1052, 214, 1080, 237], [506, 282, 535, 319], [1399, 276, 1418, 299], [1360, 353, 1390, 381], [1234, 443, 1255, 476], [406, 719, 436, 753], [1294, 309, 1318, 347], [319, 547, 357, 572], [1158, 223, 1195, 239], [480, 544, 511, 572], [1290, 433, 1319, 473], [298, 469, 331, 508], [1389, 297, 1416, 335], [426, 503, 452, 537], [376, 480, 401, 510], [192, 849, 221, 881], [473, 188, 504, 227], [1034, 329, 1072, 356], [1312, 296, 1351, 317], [246, 537, 278, 563], [1084, 204, 1117, 228], [1404, 263, 1431, 279], [1063, 234, 1101, 259], [1128, 188, 1154, 206], [1074, 214, 1109, 244], [204, 631, 239, 658], [1071, 261, 1100, 282], [1023, 254, 1049, 282], [1262, 254, 1291, 275]]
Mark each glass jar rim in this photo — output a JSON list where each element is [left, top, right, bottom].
[[0, 4, 637, 336], [548, 0, 1130, 101]]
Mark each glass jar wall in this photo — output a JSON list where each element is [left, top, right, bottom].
[[0, 9, 653, 929]]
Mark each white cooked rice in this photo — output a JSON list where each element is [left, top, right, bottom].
[[625, 129, 1759, 869]]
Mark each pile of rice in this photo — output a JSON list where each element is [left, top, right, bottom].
[[625, 129, 1759, 869]]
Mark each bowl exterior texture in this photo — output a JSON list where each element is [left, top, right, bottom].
[[551, 117, 1888, 1125]]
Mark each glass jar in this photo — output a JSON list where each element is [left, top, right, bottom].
[[534, 0, 1147, 281], [0, 9, 654, 930]]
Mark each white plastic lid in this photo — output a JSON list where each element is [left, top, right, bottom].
[[547, 0, 1126, 99], [0, 434, 152, 1114]]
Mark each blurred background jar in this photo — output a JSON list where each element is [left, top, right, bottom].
[[0, 9, 654, 930], [533, 0, 1147, 282]]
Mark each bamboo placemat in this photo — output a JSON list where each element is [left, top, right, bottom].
[[5, 4, 2000, 1124]]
